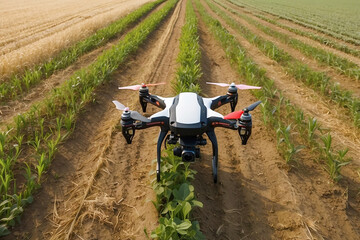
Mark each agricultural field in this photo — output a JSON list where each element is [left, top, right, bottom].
[[230, 0, 360, 45], [1, 0, 360, 239]]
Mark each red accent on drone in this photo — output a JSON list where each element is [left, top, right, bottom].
[[224, 110, 244, 120]]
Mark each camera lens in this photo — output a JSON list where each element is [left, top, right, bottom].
[[182, 150, 195, 162]]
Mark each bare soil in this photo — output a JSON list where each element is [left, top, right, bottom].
[[3, 0, 360, 239]]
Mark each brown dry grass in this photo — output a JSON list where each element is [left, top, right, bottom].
[[0, 0, 154, 80]]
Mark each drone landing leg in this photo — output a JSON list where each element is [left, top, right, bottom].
[[206, 131, 218, 183], [156, 130, 168, 182]]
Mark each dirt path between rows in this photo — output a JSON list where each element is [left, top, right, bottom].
[[216, 0, 360, 99], [3, 0, 183, 239], [196, 0, 360, 239], [0, 1, 167, 131]]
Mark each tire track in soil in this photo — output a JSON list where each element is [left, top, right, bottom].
[[215, 0, 360, 99], [0, 1, 167, 130], [194, 1, 360, 239], [48, 0, 185, 239]]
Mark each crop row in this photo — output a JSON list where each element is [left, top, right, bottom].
[[207, 0, 360, 128], [195, 0, 350, 182], [151, 1, 204, 238], [219, 0, 360, 81], [228, 0, 360, 46], [242, 7, 360, 59], [173, 0, 202, 94], [0, 0, 164, 102], [0, 0, 178, 235]]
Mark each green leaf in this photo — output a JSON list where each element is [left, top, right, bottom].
[[182, 201, 192, 218], [191, 200, 203, 208], [173, 183, 191, 201], [176, 220, 192, 234], [0, 224, 10, 237]]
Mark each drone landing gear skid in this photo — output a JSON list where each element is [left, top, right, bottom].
[[206, 130, 218, 183], [156, 130, 168, 182]]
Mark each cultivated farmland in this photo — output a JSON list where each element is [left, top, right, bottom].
[[1, 0, 360, 239]]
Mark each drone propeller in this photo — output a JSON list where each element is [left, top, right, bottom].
[[118, 82, 166, 91], [224, 100, 262, 120], [112, 100, 151, 122], [245, 100, 262, 112], [206, 82, 261, 90]]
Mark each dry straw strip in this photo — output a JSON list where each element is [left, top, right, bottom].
[[50, 117, 118, 240]]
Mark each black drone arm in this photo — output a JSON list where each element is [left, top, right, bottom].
[[207, 117, 237, 130], [210, 93, 238, 112], [139, 86, 166, 112], [207, 116, 252, 145]]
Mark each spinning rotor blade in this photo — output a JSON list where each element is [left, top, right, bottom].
[[118, 82, 166, 91], [246, 100, 262, 111], [112, 100, 150, 122], [235, 84, 261, 90], [206, 82, 261, 90], [206, 82, 230, 87], [112, 100, 127, 111], [130, 111, 151, 123]]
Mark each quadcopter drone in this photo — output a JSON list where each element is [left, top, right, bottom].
[[113, 82, 261, 183]]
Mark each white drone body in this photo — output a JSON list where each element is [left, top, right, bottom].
[[114, 82, 261, 183]]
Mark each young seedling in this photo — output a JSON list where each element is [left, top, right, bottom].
[[321, 134, 350, 182]]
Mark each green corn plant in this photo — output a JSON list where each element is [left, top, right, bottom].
[[294, 109, 305, 132], [0, 133, 6, 157], [321, 134, 350, 182], [307, 117, 321, 147], [36, 153, 48, 184], [63, 110, 76, 133], [30, 133, 41, 153], [23, 162, 36, 198], [276, 124, 304, 164], [47, 138, 58, 161]]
